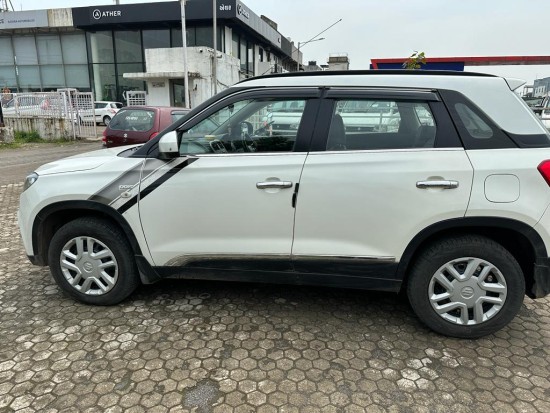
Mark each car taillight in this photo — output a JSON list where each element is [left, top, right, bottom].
[[109, 109, 116, 114], [538, 160, 550, 186], [149, 132, 159, 140], [102, 129, 107, 143]]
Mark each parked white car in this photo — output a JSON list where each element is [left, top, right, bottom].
[[1, 96, 43, 117], [80, 101, 123, 126], [18, 70, 550, 338]]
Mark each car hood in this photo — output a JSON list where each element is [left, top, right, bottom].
[[35, 145, 141, 175]]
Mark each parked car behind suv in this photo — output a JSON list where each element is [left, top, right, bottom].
[[1, 96, 43, 117], [19, 71, 550, 338], [102, 106, 189, 147], [85, 101, 123, 126]]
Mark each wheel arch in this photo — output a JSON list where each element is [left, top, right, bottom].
[[32, 200, 143, 267], [397, 217, 547, 298]]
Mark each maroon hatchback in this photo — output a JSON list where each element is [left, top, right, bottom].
[[102, 106, 190, 148]]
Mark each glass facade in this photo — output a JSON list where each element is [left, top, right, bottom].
[[0, 19, 284, 98], [85, 25, 225, 102], [87, 30, 146, 102], [0, 33, 90, 92]]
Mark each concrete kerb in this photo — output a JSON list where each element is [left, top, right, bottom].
[[0, 126, 15, 143]]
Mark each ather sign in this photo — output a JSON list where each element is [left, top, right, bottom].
[[92, 9, 122, 20]]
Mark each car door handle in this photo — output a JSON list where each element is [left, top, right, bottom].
[[416, 180, 459, 189], [256, 181, 293, 189]]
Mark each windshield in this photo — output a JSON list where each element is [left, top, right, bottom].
[[109, 109, 155, 131]]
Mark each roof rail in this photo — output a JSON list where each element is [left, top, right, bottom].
[[238, 69, 496, 84]]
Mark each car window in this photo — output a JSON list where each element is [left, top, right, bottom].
[[109, 109, 155, 131], [454, 103, 493, 139], [179, 98, 307, 155], [171, 111, 188, 123], [326, 99, 436, 150]]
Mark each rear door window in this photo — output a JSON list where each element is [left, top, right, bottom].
[[326, 99, 437, 150]]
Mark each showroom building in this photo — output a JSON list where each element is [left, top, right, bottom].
[[0, 0, 297, 105]]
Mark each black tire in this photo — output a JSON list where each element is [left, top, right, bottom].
[[103, 116, 111, 126], [407, 235, 525, 338], [48, 218, 140, 305]]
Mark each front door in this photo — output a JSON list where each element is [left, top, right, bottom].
[[139, 91, 319, 269]]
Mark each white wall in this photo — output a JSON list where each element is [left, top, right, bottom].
[[146, 81, 171, 106], [143, 47, 240, 108]]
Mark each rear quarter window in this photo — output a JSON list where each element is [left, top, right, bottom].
[[439, 89, 517, 150]]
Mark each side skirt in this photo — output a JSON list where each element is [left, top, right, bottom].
[[154, 266, 402, 293]]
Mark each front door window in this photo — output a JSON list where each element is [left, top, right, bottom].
[[180, 98, 307, 155]]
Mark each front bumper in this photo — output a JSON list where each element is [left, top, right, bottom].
[[27, 254, 46, 266]]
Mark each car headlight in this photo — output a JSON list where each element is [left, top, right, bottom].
[[23, 172, 39, 191]]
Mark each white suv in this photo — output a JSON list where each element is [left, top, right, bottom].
[[18, 71, 550, 338]]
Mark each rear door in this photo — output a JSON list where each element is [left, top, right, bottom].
[[292, 89, 474, 279]]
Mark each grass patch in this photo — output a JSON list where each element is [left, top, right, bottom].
[[14, 130, 43, 143], [0, 130, 74, 149], [0, 142, 21, 149]]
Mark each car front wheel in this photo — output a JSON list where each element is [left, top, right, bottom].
[[407, 235, 525, 338], [48, 217, 139, 305]]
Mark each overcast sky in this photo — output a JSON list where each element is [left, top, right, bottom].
[[10, 0, 550, 89]]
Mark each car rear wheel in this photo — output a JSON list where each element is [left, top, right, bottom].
[[407, 235, 525, 338], [48, 217, 140, 305], [103, 115, 111, 126]]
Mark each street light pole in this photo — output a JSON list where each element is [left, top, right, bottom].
[[180, 0, 190, 108], [296, 38, 324, 71], [295, 18, 342, 72], [213, 0, 217, 95]]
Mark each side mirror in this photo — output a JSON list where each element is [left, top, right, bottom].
[[158, 130, 179, 159]]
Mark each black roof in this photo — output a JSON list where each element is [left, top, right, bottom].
[[239, 69, 496, 84]]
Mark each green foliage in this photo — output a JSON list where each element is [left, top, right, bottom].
[[1, 130, 74, 150], [403, 51, 427, 70], [14, 130, 43, 143]]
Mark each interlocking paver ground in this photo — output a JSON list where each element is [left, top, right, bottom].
[[1, 147, 550, 412]]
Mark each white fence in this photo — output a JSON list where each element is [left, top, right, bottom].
[[0, 91, 97, 139], [125, 91, 147, 106]]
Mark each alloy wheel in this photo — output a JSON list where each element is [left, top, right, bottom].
[[59, 236, 119, 295], [428, 257, 507, 325]]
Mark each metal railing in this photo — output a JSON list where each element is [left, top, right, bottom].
[[1, 92, 67, 118], [0, 91, 97, 139], [125, 91, 147, 106]]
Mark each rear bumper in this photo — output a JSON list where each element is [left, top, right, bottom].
[[532, 258, 550, 298]]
